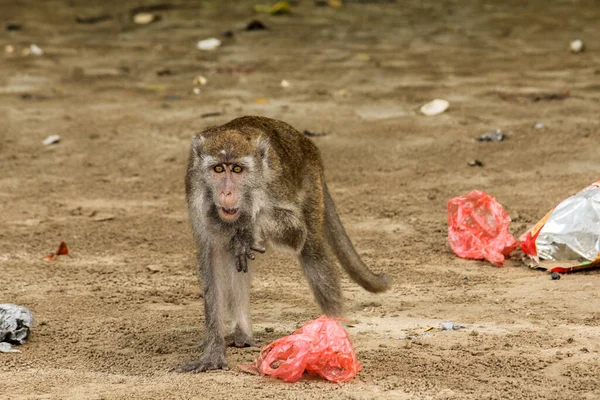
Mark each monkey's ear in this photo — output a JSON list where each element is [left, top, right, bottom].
[[192, 135, 206, 157], [256, 136, 270, 159]]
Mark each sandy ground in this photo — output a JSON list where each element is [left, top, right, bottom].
[[1, 0, 600, 399]]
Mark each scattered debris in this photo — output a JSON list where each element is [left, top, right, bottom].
[[0, 304, 34, 347], [440, 322, 465, 331], [355, 53, 371, 62], [43, 242, 70, 262], [570, 39, 584, 53], [92, 213, 116, 222], [75, 14, 112, 24], [254, 1, 291, 14], [193, 75, 208, 86], [463, 276, 470, 280], [534, 121, 544, 129], [164, 94, 181, 101], [328, 0, 343, 7], [497, 91, 570, 103], [0, 342, 20, 353], [551, 272, 561, 280], [223, 30, 235, 38], [146, 264, 165, 273], [280, 79, 290, 88], [477, 129, 506, 142], [468, 160, 484, 167], [197, 38, 221, 51], [193, 88, 201, 95], [42, 135, 61, 146], [4, 45, 15, 54], [133, 13, 158, 25], [24, 44, 43, 56], [246, 20, 267, 31], [201, 112, 222, 118], [6, 23, 22, 31], [254, 98, 269, 104], [156, 68, 172, 76], [420, 99, 449, 116], [303, 130, 327, 137]]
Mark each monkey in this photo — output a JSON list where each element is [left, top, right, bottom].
[[182, 116, 391, 372]]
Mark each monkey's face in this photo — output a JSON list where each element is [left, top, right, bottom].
[[208, 163, 248, 222], [192, 131, 269, 224]]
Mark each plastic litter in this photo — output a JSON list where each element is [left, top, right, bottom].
[[520, 180, 600, 273], [477, 129, 506, 142], [1, 304, 34, 345], [440, 322, 465, 331], [241, 315, 361, 383], [0, 342, 20, 353], [447, 190, 518, 266]]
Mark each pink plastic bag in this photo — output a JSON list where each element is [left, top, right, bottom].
[[240, 316, 361, 383], [447, 190, 518, 266]]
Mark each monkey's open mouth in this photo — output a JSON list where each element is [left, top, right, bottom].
[[218, 207, 240, 221]]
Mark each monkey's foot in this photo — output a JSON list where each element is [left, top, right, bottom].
[[225, 333, 260, 348], [180, 354, 228, 373]]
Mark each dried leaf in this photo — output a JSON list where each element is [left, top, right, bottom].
[[43, 241, 69, 262]]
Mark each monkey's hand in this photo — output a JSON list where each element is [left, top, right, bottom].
[[232, 230, 265, 273]]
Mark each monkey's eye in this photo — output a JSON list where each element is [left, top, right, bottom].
[[214, 165, 225, 173], [232, 165, 243, 174]]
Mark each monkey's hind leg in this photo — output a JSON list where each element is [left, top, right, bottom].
[[299, 233, 343, 317], [181, 246, 228, 373], [225, 267, 259, 348]]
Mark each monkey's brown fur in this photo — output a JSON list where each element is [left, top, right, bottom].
[[183, 116, 391, 372]]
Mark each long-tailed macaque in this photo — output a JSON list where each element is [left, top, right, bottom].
[[183, 116, 391, 372]]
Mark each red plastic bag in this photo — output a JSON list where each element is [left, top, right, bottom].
[[241, 315, 361, 383], [447, 190, 518, 266]]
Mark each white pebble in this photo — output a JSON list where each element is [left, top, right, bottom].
[[42, 135, 60, 146], [193, 75, 208, 86], [420, 99, 449, 116], [134, 13, 155, 25], [197, 38, 221, 51], [570, 39, 584, 53], [280, 79, 290, 88], [29, 44, 44, 56]]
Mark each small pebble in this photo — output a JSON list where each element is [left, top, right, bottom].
[[197, 38, 221, 51], [551, 272, 561, 280], [42, 135, 60, 146], [570, 39, 584, 53], [133, 13, 156, 24]]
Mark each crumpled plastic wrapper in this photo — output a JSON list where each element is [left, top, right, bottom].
[[447, 190, 518, 266], [521, 180, 600, 272], [0, 304, 34, 345], [239, 315, 361, 383]]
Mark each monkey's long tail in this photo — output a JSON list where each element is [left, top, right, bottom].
[[323, 184, 392, 293]]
